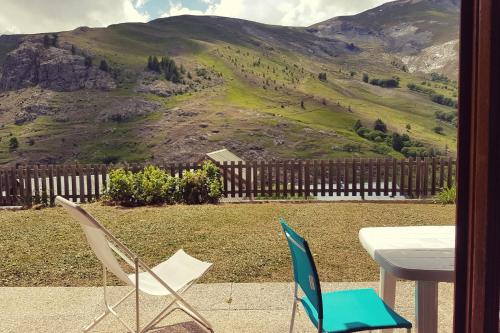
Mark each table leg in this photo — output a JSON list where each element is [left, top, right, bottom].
[[380, 268, 396, 333], [415, 280, 438, 333]]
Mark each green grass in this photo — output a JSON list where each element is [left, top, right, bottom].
[[0, 202, 455, 286]]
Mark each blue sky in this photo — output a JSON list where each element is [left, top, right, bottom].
[[139, 0, 213, 17], [0, 0, 392, 35]]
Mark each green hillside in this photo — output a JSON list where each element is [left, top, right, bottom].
[[0, 14, 458, 165]]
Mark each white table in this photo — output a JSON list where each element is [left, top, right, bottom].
[[359, 226, 455, 333]]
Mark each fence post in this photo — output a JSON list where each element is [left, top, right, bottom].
[[360, 159, 365, 200], [304, 161, 310, 198], [392, 158, 397, 197], [237, 161, 243, 198], [344, 159, 349, 196], [352, 159, 357, 196]]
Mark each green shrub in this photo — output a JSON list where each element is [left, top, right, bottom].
[[435, 185, 456, 204], [106, 161, 222, 206], [179, 161, 223, 204], [134, 166, 178, 205], [107, 168, 136, 206]]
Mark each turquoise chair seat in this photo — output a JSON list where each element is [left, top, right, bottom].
[[301, 288, 412, 333]]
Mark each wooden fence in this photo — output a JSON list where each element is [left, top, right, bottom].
[[0, 157, 456, 206]]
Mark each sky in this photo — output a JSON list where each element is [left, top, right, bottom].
[[0, 0, 392, 35]]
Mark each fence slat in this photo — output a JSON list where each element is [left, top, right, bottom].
[[368, 159, 373, 196], [230, 161, 236, 198], [267, 162, 273, 197], [431, 158, 437, 195], [25, 167, 32, 206], [344, 159, 349, 196], [70, 165, 77, 202], [352, 159, 357, 196], [260, 161, 266, 197], [423, 158, 429, 197], [304, 161, 310, 198], [416, 158, 421, 198], [312, 160, 318, 197], [237, 161, 243, 198], [400, 159, 405, 196], [298, 161, 303, 197], [222, 162, 228, 197], [40, 165, 47, 205], [94, 165, 100, 200], [320, 160, 326, 197], [275, 161, 281, 197], [376, 159, 381, 196], [283, 160, 288, 197], [392, 158, 397, 197], [328, 160, 334, 196], [290, 161, 296, 197], [408, 159, 414, 198], [49, 165, 55, 205], [336, 160, 341, 196], [252, 161, 258, 198], [0, 170, 4, 205], [384, 159, 389, 196], [360, 159, 365, 199], [245, 162, 252, 198]]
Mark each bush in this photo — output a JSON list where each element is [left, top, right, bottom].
[[373, 119, 388, 133], [134, 166, 178, 205], [8, 137, 19, 152], [433, 126, 445, 135], [369, 78, 399, 88], [435, 185, 456, 205], [372, 144, 390, 154], [107, 168, 136, 206], [179, 161, 223, 204], [106, 161, 222, 206]]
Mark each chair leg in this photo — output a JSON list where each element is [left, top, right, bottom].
[[289, 300, 298, 333], [290, 283, 298, 333], [135, 258, 140, 333]]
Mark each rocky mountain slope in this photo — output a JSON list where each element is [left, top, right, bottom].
[[311, 0, 459, 78], [0, 0, 459, 165]]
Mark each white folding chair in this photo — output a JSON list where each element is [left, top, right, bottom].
[[55, 196, 214, 333]]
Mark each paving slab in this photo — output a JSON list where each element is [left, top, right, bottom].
[[0, 282, 454, 333]]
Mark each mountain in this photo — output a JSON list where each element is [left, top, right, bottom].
[[311, 0, 460, 78], [0, 1, 459, 166]]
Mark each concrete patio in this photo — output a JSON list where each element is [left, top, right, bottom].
[[0, 282, 453, 333]]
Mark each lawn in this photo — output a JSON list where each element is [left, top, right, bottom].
[[0, 202, 455, 287]]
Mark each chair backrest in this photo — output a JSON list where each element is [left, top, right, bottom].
[[280, 219, 323, 319], [55, 196, 132, 285]]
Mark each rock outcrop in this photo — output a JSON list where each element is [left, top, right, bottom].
[[0, 36, 115, 91]]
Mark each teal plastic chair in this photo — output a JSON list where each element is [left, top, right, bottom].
[[280, 219, 412, 333]]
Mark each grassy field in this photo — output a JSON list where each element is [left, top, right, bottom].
[[0, 202, 455, 287]]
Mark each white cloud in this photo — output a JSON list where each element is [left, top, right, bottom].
[[161, 0, 392, 27], [0, 0, 149, 35]]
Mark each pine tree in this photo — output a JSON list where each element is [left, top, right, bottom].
[[353, 120, 363, 131], [51, 34, 58, 47], [147, 56, 153, 70], [8, 137, 19, 152], [84, 56, 92, 68], [374, 119, 387, 133], [151, 56, 160, 73], [71, 45, 76, 55], [43, 35, 50, 48], [99, 59, 109, 72]]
